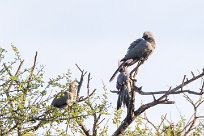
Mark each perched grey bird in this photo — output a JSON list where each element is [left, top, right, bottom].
[[109, 31, 156, 82], [51, 81, 78, 108], [116, 65, 131, 110]]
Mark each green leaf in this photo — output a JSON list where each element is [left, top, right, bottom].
[[10, 75, 18, 81]]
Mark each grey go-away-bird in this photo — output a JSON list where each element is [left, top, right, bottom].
[[116, 65, 130, 110], [51, 81, 79, 108], [109, 31, 156, 82]]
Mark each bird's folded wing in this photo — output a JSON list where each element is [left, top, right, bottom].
[[128, 38, 144, 50], [123, 40, 147, 61]]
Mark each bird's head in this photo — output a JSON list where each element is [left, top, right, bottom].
[[71, 81, 79, 87], [142, 31, 154, 41], [69, 81, 79, 93]]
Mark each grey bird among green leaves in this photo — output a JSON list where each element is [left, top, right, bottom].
[[51, 81, 78, 108]]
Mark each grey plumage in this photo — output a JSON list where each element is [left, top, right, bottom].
[[116, 65, 130, 110], [51, 91, 69, 108], [109, 31, 156, 82], [51, 81, 78, 108]]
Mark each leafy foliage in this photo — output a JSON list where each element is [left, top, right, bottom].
[[0, 46, 110, 135], [1, 46, 204, 136]]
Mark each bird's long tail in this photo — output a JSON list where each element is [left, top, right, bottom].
[[117, 94, 122, 110], [117, 88, 130, 110], [109, 61, 126, 82]]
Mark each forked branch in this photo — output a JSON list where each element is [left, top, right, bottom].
[[112, 68, 204, 136]]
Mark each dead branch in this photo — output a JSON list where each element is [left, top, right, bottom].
[[142, 112, 158, 131], [201, 79, 204, 92], [75, 64, 87, 98], [181, 75, 186, 91], [112, 69, 204, 136], [180, 93, 204, 135], [76, 67, 96, 102], [77, 122, 91, 136], [87, 73, 91, 96], [78, 89, 96, 102], [129, 60, 144, 80], [26, 51, 37, 88], [136, 89, 204, 95], [112, 97, 174, 135], [158, 114, 168, 133], [111, 88, 204, 96]]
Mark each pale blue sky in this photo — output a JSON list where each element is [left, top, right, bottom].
[[1, 0, 204, 134]]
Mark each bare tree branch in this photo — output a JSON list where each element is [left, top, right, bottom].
[[75, 64, 87, 98], [87, 73, 91, 96], [78, 89, 96, 102], [137, 89, 204, 95], [77, 122, 91, 136], [112, 68, 204, 136]]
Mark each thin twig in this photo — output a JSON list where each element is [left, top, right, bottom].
[[181, 75, 186, 91], [87, 73, 91, 96], [136, 89, 204, 95], [78, 89, 96, 102], [75, 64, 87, 98], [112, 69, 204, 136], [77, 122, 91, 136]]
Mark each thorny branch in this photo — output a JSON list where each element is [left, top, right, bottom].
[[142, 112, 159, 131], [140, 93, 204, 135], [75, 64, 87, 98], [112, 65, 204, 136], [78, 122, 91, 136], [74, 65, 107, 136], [75, 64, 100, 136], [87, 73, 91, 96], [26, 51, 37, 89], [76, 66, 96, 102], [181, 93, 204, 135], [111, 88, 204, 96]]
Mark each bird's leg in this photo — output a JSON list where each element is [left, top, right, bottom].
[[133, 61, 144, 77], [130, 60, 144, 80]]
